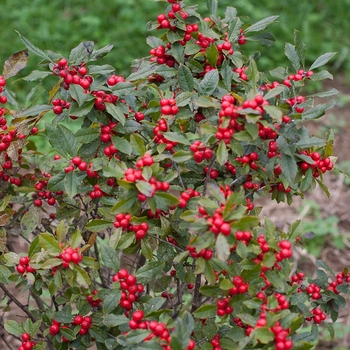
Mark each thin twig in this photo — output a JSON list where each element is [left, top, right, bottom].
[[173, 161, 186, 190]]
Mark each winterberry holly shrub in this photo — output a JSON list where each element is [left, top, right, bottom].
[[0, 1, 348, 350]]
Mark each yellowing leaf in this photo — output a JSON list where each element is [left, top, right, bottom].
[[2, 50, 29, 79]]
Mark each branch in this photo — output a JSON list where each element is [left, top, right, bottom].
[[0, 283, 36, 323]]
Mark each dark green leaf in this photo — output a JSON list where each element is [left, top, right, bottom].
[[178, 64, 194, 92], [16, 31, 51, 61], [105, 103, 126, 125], [103, 314, 129, 327], [310, 52, 337, 70], [103, 288, 122, 314], [245, 16, 279, 33], [198, 69, 219, 96], [284, 43, 300, 71], [86, 219, 113, 232], [193, 304, 217, 318], [281, 154, 297, 185], [130, 133, 145, 155], [136, 261, 165, 284]]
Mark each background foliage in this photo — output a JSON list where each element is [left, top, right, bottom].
[[1, 0, 349, 80]]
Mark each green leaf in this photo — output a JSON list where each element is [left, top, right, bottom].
[[125, 329, 150, 344], [104, 314, 129, 327], [48, 171, 66, 192], [136, 181, 155, 197], [281, 154, 297, 185], [252, 328, 274, 344], [101, 244, 120, 271], [316, 260, 335, 277], [294, 30, 306, 67], [4, 320, 23, 336], [55, 305, 74, 323], [74, 265, 91, 288], [69, 41, 94, 64], [103, 288, 122, 314], [178, 64, 194, 92], [247, 32, 276, 47], [168, 42, 184, 64], [16, 31, 51, 61], [45, 123, 77, 158], [216, 234, 230, 261], [130, 133, 145, 155], [111, 136, 133, 155], [284, 43, 300, 71], [245, 16, 279, 33], [39, 233, 61, 254], [310, 52, 337, 70], [117, 231, 135, 250], [302, 102, 335, 120], [20, 207, 39, 238], [22, 70, 52, 81], [193, 304, 217, 318], [310, 70, 333, 81], [221, 60, 233, 91], [206, 44, 219, 68], [217, 140, 228, 166], [17, 104, 52, 118], [127, 64, 154, 81], [171, 312, 194, 349], [264, 85, 287, 100], [0, 265, 11, 284], [75, 128, 99, 143], [28, 236, 41, 258], [112, 196, 137, 214], [105, 103, 126, 125], [69, 84, 93, 106], [136, 261, 165, 284], [86, 219, 113, 232], [172, 150, 192, 163], [64, 171, 86, 198], [198, 69, 219, 96], [324, 322, 335, 340], [163, 132, 190, 145], [88, 64, 115, 75]]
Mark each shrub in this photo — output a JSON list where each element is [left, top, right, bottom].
[[0, 1, 347, 349]]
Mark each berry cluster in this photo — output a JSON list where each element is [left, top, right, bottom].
[[52, 59, 92, 91], [177, 188, 201, 208], [153, 118, 178, 151], [112, 269, 144, 311], [216, 297, 233, 316], [210, 334, 222, 350], [141, 319, 196, 350], [298, 150, 334, 178], [206, 208, 232, 236], [18, 332, 35, 350], [229, 275, 249, 295], [107, 74, 125, 86], [234, 230, 253, 245], [306, 308, 327, 324], [49, 315, 93, 338], [283, 69, 314, 87], [233, 66, 248, 81], [16, 256, 35, 275], [160, 98, 179, 115], [52, 98, 70, 115], [86, 290, 102, 308], [236, 152, 260, 171], [149, 45, 175, 67], [270, 322, 293, 350], [58, 246, 83, 268], [186, 246, 213, 260], [32, 174, 62, 207], [0, 75, 7, 104], [286, 95, 305, 114], [276, 240, 293, 261], [92, 89, 118, 111], [190, 141, 214, 163], [305, 283, 322, 300]]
